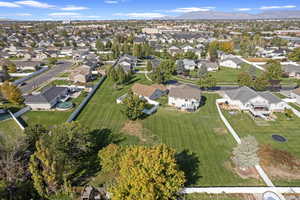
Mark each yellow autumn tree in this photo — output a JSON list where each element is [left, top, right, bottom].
[[109, 144, 185, 200]]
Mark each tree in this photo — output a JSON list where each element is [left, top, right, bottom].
[[0, 65, 10, 81], [132, 44, 142, 58], [198, 66, 208, 78], [237, 72, 253, 87], [107, 65, 131, 85], [265, 60, 282, 80], [208, 43, 218, 62], [146, 61, 152, 72], [198, 74, 216, 89], [29, 122, 92, 198], [253, 74, 269, 91], [96, 39, 105, 51], [24, 124, 48, 152], [109, 144, 185, 200], [232, 136, 259, 169], [123, 90, 146, 120], [151, 60, 175, 83], [176, 60, 185, 75], [6, 62, 17, 73], [0, 81, 24, 105], [288, 47, 300, 62]]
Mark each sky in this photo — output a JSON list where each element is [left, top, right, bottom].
[[0, 0, 299, 20]]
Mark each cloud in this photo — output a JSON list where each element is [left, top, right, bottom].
[[15, 0, 55, 8], [104, 0, 118, 4], [236, 8, 252, 11], [260, 5, 296, 10], [114, 12, 166, 18], [169, 7, 215, 13], [0, 1, 20, 7], [61, 5, 89, 11], [48, 12, 80, 17], [16, 13, 32, 16]]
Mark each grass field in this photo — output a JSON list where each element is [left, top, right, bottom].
[[76, 76, 263, 186], [223, 111, 300, 186], [0, 119, 24, 148]]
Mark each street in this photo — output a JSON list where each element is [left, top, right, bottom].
[[19, 61, 73, 94]]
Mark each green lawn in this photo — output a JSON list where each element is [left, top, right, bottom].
[[209, 66, 262, 84], [0, 119, 24, 148], [76, 76, 262, 186], [223, 111, 300, 186]]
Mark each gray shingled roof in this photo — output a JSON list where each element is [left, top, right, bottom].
[[224, 86, 281, 104], [169, 84, 201, 100], [221, 57, 244, 65], [25, 86, 67, 104]]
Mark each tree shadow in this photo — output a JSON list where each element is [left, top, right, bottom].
[[199, 96, 207, 107], [73, 128, 125, 185], [176, 149, 201, 186]]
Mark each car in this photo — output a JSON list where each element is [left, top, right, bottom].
[[19, 82, 27, 86]]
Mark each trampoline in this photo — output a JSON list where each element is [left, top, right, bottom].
[[272, 134, 287, 143], [56, 102, 73, 111], [263, 191, 281, 200]]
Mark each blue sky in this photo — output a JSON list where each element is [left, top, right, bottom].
[[0, 0, 299, 20]]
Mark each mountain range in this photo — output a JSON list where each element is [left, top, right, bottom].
[[173, 10, 300, 20]]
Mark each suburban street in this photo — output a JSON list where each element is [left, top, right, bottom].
[[19, 61, 73, 94]]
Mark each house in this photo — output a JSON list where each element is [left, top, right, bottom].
[[198, 60, 219, 72], [69, 65, 92, 83], [283, 64, 300, 78], [291, 88, 300, 105], [116, 54, 138, 73], [168, 84, 202, 111], [131, 83, 167, 101], [176, 59, 196, 71], [222, 86, 287, 117], [24, 86, 69, 110], [219, 57, 244, 69], [168, 46, 182, 56], [12, 61, 43, 71]]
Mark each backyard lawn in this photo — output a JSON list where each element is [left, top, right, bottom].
[[0, 119, 24, 148], [76, 76, 263, 186], [223, 111, 300, 186]]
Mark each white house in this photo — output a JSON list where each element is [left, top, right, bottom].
[[222, 86, 287, 117], [168, 84, 202, 111], [177, 59, 197, 71], [219, 57, 244, 69]]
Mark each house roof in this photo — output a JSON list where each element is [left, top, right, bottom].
[[224, 86, 281, 104], [169, 84, 201, 100], [221, 57, 244, 65], [132, 83, 160, 98], [292, 88, 300, 95], [25, 86, 67, 104], [283, 64, 300, 73]]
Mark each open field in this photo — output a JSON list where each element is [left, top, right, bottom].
[[223, 111, 300, 186], [76, 76, 263, 186]]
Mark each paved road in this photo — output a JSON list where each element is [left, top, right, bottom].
[[20, 61, 73, 94]]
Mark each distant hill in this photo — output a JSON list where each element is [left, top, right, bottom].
[[175, 10, 300, 20]]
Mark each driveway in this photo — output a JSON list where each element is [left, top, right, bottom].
[[20, 61, 73, 94]]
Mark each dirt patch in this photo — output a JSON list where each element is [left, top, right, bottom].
[[263, 166, 300, 180], [214, 127, 228, 135], [254, 120, 270, 126], [224, 161, 260, 180], [121, 121, 158, 144]]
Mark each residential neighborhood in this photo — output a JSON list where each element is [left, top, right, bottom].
[[1, 2, 300, 200]]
